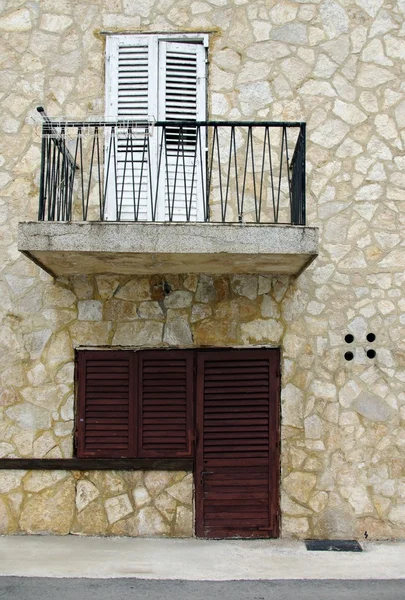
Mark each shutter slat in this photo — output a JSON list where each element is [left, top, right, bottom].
[[138, 350, 193, 458], [159, 40, 205, 221], [196, 350, 280, 539], [77, 350, 136, 458]]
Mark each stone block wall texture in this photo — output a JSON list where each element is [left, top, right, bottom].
[[1, 0, 405, 539]]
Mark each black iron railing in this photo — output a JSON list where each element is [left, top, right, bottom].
[[37, 107, 306, 225]]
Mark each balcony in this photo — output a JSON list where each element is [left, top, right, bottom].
[[18, 108, 318, 277]]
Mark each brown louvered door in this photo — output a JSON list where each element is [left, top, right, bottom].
[[76, 350, 136, 457], [138, 350, 194, 457], [195, 349, 280, 539]]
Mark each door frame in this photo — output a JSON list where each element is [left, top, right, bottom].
[[194, 348, 281, 539]]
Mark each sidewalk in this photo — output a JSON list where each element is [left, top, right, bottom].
[[0, 536, 404, 580]]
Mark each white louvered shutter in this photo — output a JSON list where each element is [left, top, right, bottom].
[[157, 41, 206, 221], [105, 37, 156, 221], [105, 35, 206, 222]]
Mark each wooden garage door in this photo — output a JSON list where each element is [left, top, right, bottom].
[[195, 349, 280, 539]]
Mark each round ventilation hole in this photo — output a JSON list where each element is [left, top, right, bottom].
[[366, 333, 376, 343], [345, 334, 354, 343], [367, 349, 376, 359], [344, 351, 354, 361]]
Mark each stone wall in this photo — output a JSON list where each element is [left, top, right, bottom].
[[0, 468, 193, 536], [1, 0, 405, 539]]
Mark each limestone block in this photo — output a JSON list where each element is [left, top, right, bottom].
[[281, 384, 304, 429], [309, 491, 329, 513], [388, 505, 405, 526], [214, 49, 241, 73], [115, 279, 150, 301], [348, 486, 374, 516], [23, 329, 52, 360], [333, 100, 366, 125], [239, 81, 273, 114], [282, 516, 309, 536], [133, 485, 151, 509], [76, 480, 100, 512], [284, 472, 316, 504], [24, 470, 68, 493], [33, 432, 57, 457], [110, 515, 140, 536], [353, 392, 394, 422], [195, 275, 216, 303], [183, 275, 198, 293], [137, 302, 164, 320], [0, 498, 10, 534], [0, 389, 19, 408], [269, 2, 297, 25], [190, 303, 212, 323], [357, 65, 395, 88], [164, 291, 193, 309], [40, 14, 73, 32], [355, 0, 383, 17], [21, 383, 68, 411], [44, 285, 76, 308], [4, 274, 35, 295], [102, 473, 126, 495], [154, 492, 177, 522], [6, 403, 52, 432], [0, 8, 31, 32], [112, 322, 163, 346], [231, 275, 257, 300], [78, 300, 102, 321], [241, 319, 283, 344], [13, 431, 34, 456], [270, 23, 307, 44], [60, 394, 74, 420], [305, 415, 323, 439], [310, 119, 349, 149], [19, 478, 75, 534], [105, 494, 133, 525], [320, 0, 348, 39], [193, 319, 237, 345], [137, 506, 170, 536], [0, 470, 26, 494], [95, 275, 120, 299], [72, 500, 108, 535], [163, 316, 192, 346], [103, 299, 138, 321], [166, 475, 193, 505], [314, 508, 355, 539], [281, 494, 312, 516], [174, 506, 193, 536], [144, 471, 174, 497]]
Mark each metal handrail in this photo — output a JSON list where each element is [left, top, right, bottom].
[[36, 108, 306, 226]]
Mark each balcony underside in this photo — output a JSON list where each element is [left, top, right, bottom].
[[18, 222, 318, 277]]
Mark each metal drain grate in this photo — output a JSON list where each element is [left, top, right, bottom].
[[305, 539, 363, 552]]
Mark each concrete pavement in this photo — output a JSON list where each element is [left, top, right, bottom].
[[0, 536, 404, 580]]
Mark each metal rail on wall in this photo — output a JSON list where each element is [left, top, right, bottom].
[[36, 107, 306, 226]]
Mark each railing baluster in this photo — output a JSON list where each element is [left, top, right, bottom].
[[95, 127, 102, 220], [35, 110, 306, 227], [276, 126, 285, 224]]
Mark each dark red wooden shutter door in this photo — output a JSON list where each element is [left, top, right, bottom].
[[76, 350, 136, 458], [138, 350, 194, 458], [195, 349, 280, 539]]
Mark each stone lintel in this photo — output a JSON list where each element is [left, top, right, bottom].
[[18, 221, 319, 277]]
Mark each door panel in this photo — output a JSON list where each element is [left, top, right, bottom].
[[195, 349, 280, 539]]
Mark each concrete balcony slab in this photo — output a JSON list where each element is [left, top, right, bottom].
[[18, 222, 318, 277]]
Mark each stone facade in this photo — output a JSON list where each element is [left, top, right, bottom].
[[1, 0, 405, 539]]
